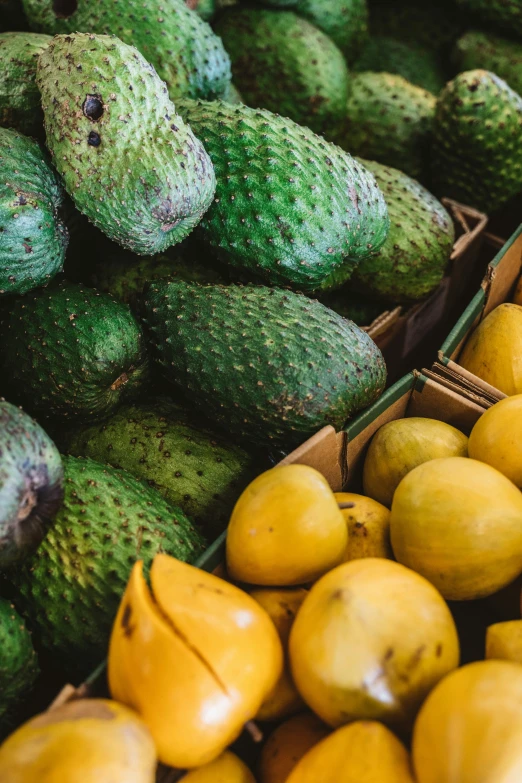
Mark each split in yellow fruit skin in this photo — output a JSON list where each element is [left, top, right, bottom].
[[413, 660, 522, 783], [289, 558, 459, 731], [286, 720, 415, 783], [486, 620, 522, 663], [459, 303, 522, 395], [258, 713, 330, 783], [182, 751, 256, 782], [0, 698, 156, 783], [390, 456, 522, 600], [335, 492, 392, 561], [108, 555, 283, 769], [469, 395, 522, 487], [363, 417, 468, 507], [226, 465, 348, 586], [250, 588, 308, 721], [513, 275, 522, 306]]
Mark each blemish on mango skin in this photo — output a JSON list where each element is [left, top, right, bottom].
[[121, 602, 134, 638]]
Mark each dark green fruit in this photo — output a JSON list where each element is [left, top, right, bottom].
[[354, 36, 446, 94], [369, 0, 466, 56], [187, 0, 216, 20], [0, 598, 39, 730], [0, 32, 50, 138], [453, 30, 522, 96], [455, 0, 522, 40], [294, 0, 369, 61]]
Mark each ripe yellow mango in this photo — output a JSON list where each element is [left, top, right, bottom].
[[108, 555, 283, 769], [390, 456, 522, 600], [289, 558, 459, 731], [469, 395, 522, 487], [486, 620, 522, 663], [335, 492, 392, 560], [226, 465, 347, 586], [258, 713, 330, 783], [286, 720, 415, 783], [459, 303, 522, 394], [182, 751, 256, 782], [0, 699, 155, 783], [363, 417, 468, 507], [250, 588, 308, 721], [413, 660, 522, 782]]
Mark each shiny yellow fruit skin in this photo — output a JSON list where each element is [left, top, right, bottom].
[[469, 395, 522, 487], [335, 492, 392, 561], [226, 465, 348, 586], [289, 558, 459, 731], [459, 303, 522, 395], [413, 660, 522, 783], [486, 620, 522, 662], [182, 751, 256, 782], [108, 555, 283, 769], [513, 275, 522, 306], [0, 699, 155, 783], [286, 720, 415, 783], [250, 588, 308, 721], [258, 713, 330, 783], [390, 456, 522, 600], [363, 417, 468, 507]]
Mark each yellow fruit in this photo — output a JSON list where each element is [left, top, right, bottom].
[[335, 492, 392, 560], [413, 660, 522, 782], [390, 456, 522, 600], [182, 751, 256, 782], [289, 558, 459, 731], [258, 713, 330, 783], [250, 588, 308, 721], [108, 555, 283, 769], [286, 720, 415, 783], [0, 699, 155, 783], [459, 303, 522, 394], [486, 620, 522, 663], [469, 395, 522, 487], [514, 275, 522, 306], [363, 417, 468, 507], [226, 465, 348, 586]]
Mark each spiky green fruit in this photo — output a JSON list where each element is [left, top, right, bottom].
[[432, 70, 522, 212], [22, 0, 231, 100], [141, 281, 387, 447], [453, 30, 522, 97], [294, 0, 369, 61], [215, 9, 349, 133], [221, 81, 243, 105], [0, 402, 63, 568], [175, 99, 389, 292], [1, 281, 150, 424], [37, 33, 216, 255], [354, 36, 446, 94], [0, 127, 68, 296], [0, 32, 50, 137], [369, 0, 466, 56], [455, 0, 522, 39], [10, 455, 206, 672], [0, 599, 39, 730]]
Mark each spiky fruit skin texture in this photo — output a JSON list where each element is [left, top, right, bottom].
[[369, 0, 466, 56], [0, 402, 63, 568], [214, 9, 349, 134], [22, 0, 231, 100], [37, 34, 216, 255], [333, 72, 436, 182], [11, 455, 206, 672], [0, 598, 39, 730], [175, 99, 390, 293], [60, 399, 257, 538], [1, 281, 150, 424], [0, 128, 67, 296], [432, 70, 522, 213], [455, 0, 522, 39], [294, 0, 369, 61], [453, 31, 522, 97], [354, 36, 446, 95], [141, 281, 387, 448], [0, 33, 50, 138]]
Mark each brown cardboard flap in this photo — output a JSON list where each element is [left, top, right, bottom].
[[439, 360, 507, 403], [424, 363, 500, 406], [366, 306, 402, 339], [410, 375, 485, 433], [443, 199, 488, 264], [279, 426, 345, 492], [484, 231, 522, 314]]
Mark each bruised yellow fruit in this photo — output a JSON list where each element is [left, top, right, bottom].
[[362, 417, 468, 507], [486, 620, 522, 663], [226, 465, 348, 586], [514, 275, 522, 306], [182, 751, 256, 783], [459, 303, 522, 394], [0, 699, 155, 783], [469, 395, 522, 487], [258, 713, 330, 783], [289, 558, 459, 731], [390, 456, 522, 600], [250, 588, 308, 721], [335, 492, 392, 561], [413, 660, 522, 783], [108, 555, 283, 769]]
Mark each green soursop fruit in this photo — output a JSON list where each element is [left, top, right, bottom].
[[60, 398, 257, 537], [221, 81, 243, 105], [432, 69, 522, 212], [1, 280, 150, 424], [141, 281, 387, 448], [37, 33, 216, 255], [0, 599, 39, 731], [453, 30, 522, 97], [0, 402, 63, 568], [186, 0, 216, 20], [455, 0, 522, 39], [10, 455, 206, 672], [369, 0, 466, 56], [319, 289, 389, 325], [214, 9, 349, 134], [175, 99, 389, 293], [0, 32, 50, 138], [354, 37, 446, 95], [332, 72, 436, 181], [294, 0, 369, 61], [22, 0, 231, 100], [0, 127, 68, 296]]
